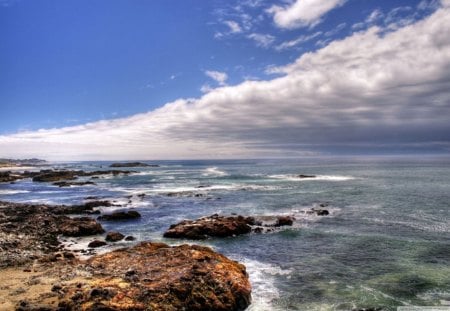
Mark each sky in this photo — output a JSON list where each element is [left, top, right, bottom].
[[1, 0, 450, 160]]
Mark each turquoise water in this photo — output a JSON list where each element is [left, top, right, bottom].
[[1, 157, 450, 310]]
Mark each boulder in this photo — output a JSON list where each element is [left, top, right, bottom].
[[164, 215, 253, 240], [88, 240, 107, 248], [105, 231, 125, 242], [97, 210, 141, 221], [56, 242, 251, 310], [58, 217, 105, 237], [52, 181, 96, 187]]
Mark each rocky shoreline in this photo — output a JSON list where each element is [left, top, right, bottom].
[[0, 201, 252, 310]]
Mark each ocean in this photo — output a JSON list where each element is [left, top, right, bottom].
[[1, 156, 449, 310]]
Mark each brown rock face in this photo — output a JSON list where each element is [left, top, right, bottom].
[[58, 217, 105, 237], [105, 231, 125, 242], [163, 214, 253, 240], [57, 242, 251, 311]]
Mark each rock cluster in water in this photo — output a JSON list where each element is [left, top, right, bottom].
[[164, 214, 298, 240]]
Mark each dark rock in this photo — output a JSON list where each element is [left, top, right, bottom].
[[164, 215, 253, 240], [105, 231, 125, 242], [52, 181, 96, 187], [109, 162, 159, 167], [125, 236, 136, 241], [32, 170, 78, 182], [314, 209, 329, 216], [88, 240, 108, 248], [97, 210, 141, 221], [274, 216, 295, 226], [58, 217, 105, 237], [298, 174, 316, 178]]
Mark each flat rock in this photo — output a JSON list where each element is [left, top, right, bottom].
[[97, 210, 141, 221], [88, 240, 108, 248]]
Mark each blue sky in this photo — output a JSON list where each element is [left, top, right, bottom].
[[1, 0, 449, 159]]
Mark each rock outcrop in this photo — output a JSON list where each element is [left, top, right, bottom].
[[97, 210, 141, 221], [56, 242, 251, 310], [164, 214, 254, 240]]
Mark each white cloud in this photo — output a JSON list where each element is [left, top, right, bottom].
[[204, 70, 228, 86], [247, 33, 275, 48], [224, 20, 242, 33], [268, 0, 347, 29], [1, 3, 450, 160], [276, 31, 322, 51], [366, 9, 384, 24]]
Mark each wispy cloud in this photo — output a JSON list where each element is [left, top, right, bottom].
[[205, 70, 228, 86], [276, 31, 323, 51], [268, 0, 347, 29], [2, 2, 450, 160], [247, 33, 275, 48], [224, 20, 242, 33]]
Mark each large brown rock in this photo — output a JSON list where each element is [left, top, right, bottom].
[[164, 214, 253, 240], [58, 217, 105, 237], [57, 242, 251, 310]]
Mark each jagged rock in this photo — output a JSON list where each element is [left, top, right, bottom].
[[88, 240, 107, 248], [105, 231, 125, 242], [97, 210, 141, 221], [164, 215, 253, 240], [58, 217, 105, 237], [56, 242, 251, 310], [109, 162, 159, 167]]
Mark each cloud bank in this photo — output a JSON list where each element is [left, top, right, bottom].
[[1, 2, 450, 160]]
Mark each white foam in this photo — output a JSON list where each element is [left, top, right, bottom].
[[0, 189, 30, 195], [269, 174, 355, 181], [241, 258, 292, 311], [202, 167, 228, 177]]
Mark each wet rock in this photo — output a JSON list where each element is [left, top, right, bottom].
[[52, 181, 96, 187], [298, 174, 316, 178], [32, 170, 78, 182], [57, 242, 251, 310], [109, 162, 159, 167], [315, 209, 329, 216], [125, 235, 136, 241], [164, 215, 253, 240], [97, 210, 141, 221], [58, 217, 105, 237], [274, 216, 295, 227], [88, 240, 108, 248], [105, 231, 125, 242]]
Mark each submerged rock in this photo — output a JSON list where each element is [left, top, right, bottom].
[[274, 216, 295, 226], [57, 242, 251, 310], [97, 210, 141, 221]]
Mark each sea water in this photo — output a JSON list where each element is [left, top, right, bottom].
[[1, 156, 449, 310]]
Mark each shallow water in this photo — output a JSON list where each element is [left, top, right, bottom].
[[1, 156, 450, 310]]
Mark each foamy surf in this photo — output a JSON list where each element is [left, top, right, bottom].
[[241, 258, 292, 311], [202, 167, 228, 177]]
